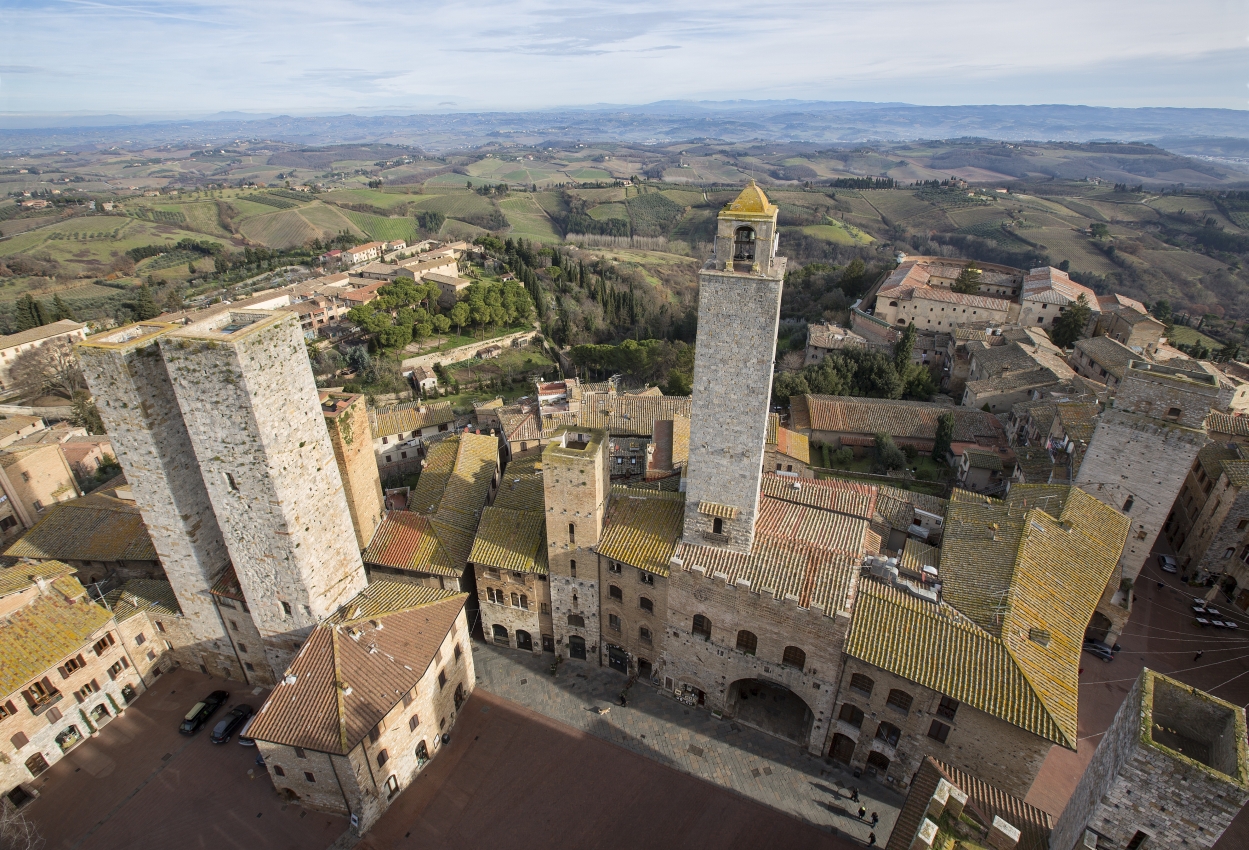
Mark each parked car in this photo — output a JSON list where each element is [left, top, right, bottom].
[[179, 690, 229, 735], [210, 704, 254, 744], [1082, 638, 1115, 662], [237, 714, 258, 746], [1157, 554, 1178, 574]]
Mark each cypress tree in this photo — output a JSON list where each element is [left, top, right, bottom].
[[52, 294, 76, 321]]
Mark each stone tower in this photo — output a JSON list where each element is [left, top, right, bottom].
[[1049, 668, 1249, 850], [1076, 361, 1216, 642], [542, 427, 609, 662], [683, 181, 786, 555], [160, 310, 368, 677], [76, 323, 240, 677], [320, 391, 384, 550]]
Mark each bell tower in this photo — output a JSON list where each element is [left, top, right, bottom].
[[682, 181, 786, 555]]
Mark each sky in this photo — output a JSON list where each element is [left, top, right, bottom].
[[0, 0, 1246, 118]]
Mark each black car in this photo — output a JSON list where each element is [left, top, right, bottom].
[[1082, 638, 1115, 662], [179, 690, 230, 735], [210, 704, 254, 744]]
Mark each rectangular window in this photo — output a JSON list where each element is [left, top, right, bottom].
[[609, 614, 621, 631], [640, 572, 654, 585], [237, 643, 247, 654], [368, 724, 382, 744], [928, 720, 951, 743], [409, 714, 420, 732], [92, 632, 116, 656], [245, 662, 255, 672], [438, 670, 447, 689], [454, 644, 462, 661], [936, 696, 959, 720], [46, 706, 61, 723], [155, 621, 166, 633], [11, 731, 29, 749], [376, 749, 389, 768], [281, 601, 292, 617], [134, 633, 146, 646], [608, 562, 621, 574], [273, 765, 285, 777], [304, 772, 315, 783], [540, 603, 551, 615], [294, 747, 306, 759], [403, 692, 414, 708]]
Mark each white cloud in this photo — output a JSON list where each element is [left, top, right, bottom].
[[0, 0, 1245, 114]]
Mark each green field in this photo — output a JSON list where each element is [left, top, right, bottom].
[[342, 210, 418, 243], [499, 196, 561, 243], [1167, 325, 1222, 349], [801, 218, 874, 245]]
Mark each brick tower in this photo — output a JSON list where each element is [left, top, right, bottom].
[[1076, 361, 1216, 642], [320, 391, 384, 550], [77, 323, 240, 677], [160, 310, 368, 677], [1049, 668, 1249, 850], [542, 427, 610, 662], [682, 181, 786, 555]]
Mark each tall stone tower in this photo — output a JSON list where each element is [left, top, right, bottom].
[[683, 181, 785, 554], [542, 427, 610, 662], [1076, 361, 1215, 641], [76, 323, 239, 676], [160, 310, 368, 676], [320, 391, 384, 550], [1049, 668, 1249, 850]]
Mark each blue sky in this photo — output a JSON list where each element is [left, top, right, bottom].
[[0, 0, 1246, 116]]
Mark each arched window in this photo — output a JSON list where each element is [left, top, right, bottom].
[[1123, 496, 1134, 513], [519, 594, 528, 610], [567, 613, 585, 628], [569, 559, 576, 577], [515, 630, 533, 651], [692, 614, 712, 641], [735, 630, 758, 655], [875, 721, 901, 748], [889, 300, 898, 307], [639, 625, 652, 643], [866, 751, 891, 774], [837, 703, 864, 729], [568, 522, 576, 544], [782, 646, 806, 671], [510, 592, 520, 607], [713, 517, 723, 535], [849, 673, 874, 696], [886, 688, 913, 714], [733, 226, 756, 262], [609, 585, 622, 601], [639, 596, 653, 613]]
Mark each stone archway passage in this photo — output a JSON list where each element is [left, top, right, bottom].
[[516, 630, 533, 651], [727, 679, 814, 744], [569, 635, 587, 660], [829, 733, 855, 765]]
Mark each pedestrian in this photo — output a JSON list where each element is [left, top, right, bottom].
[[858, 805, 866, 820], [871, 812, 879, 827], [868, 832, 876, 846], [1194, 650, 1205, 662], [850, 787, 859, 802]]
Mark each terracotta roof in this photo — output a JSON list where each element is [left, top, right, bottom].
[[247, 583, 467, 754], [1096, 292, 1149, 316], [4, 493, 157, 563], [879, 282, 1012, 312], [0, 415, 43, 441], [362, 511, 460, 578], [369, 400, 456, 438], [209, 563, 245, 601], [0, 558, 75, 598], [499, 408, 543, 443], [0, 567, 112, 696], [963, 449, 1004, 471], [885, 757, 1052, 850], [965, 368, 1067, 396], [470, 507, 547, 574], [774, 427, 810, 463], [794, 396, 1003, 444], [103, 579, 182, 623], [900, 538, 938, 575], [1207, 412, 1249, 438], [671, 416, 690, 466], [597, 487, 685, 576], [578, 393, 691, 436], [1073, 335, 1136, 379], [493, 473, 544, 512], [0, 319, 87, 350], [1022, 267, 1097, 306]]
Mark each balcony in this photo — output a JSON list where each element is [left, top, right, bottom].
[[28, 691, 63, 717]]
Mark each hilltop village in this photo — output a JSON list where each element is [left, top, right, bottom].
[[0, 183, 1247, 850]]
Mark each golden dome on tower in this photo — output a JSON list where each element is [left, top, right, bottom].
[[721, 179, 777, 219]]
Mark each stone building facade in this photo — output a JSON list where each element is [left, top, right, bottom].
[[0, 444, 79, 529], [1048, 668, 1249, 850], [104, 579, 201, 687], [161, 311, 368, 679], [320, 392, 384, 550], [77, 323, 239, 676], [475, 564, 550, 653], [543, 428, 610, 663], [208, 566, 273, 685], [683, 181, 785, 555], [250, 586, 473, 835], [1076, 362, 1217, 641]]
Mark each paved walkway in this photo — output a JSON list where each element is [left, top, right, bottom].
[[472, 641, 903, 845]]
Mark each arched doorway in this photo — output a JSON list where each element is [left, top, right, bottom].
[[492, 624, 509, 646], [829, 733, 855, 765], [1086, 611, 1113, 643], [637, 658, 652, 681], [725, 679, 814, 744], [866, 751, 890, 776], [516, 630, 533, 651], [568, 635, 586, 660]]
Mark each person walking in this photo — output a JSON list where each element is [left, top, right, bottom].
[[871, 812, 879, 827], [858, 805, 866, 820], [1194, 650, 1205, 662], [868, 833, 877, 846], [850, 787, 860, 803]]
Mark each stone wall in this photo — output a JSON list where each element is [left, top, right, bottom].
[[77, 326, 239, 677], [683, 265, 784, 555], [660, 564, 849, 755], [598, 557, 667, 677], [828, 657, 1052, 798], [324, 393, 384, 550], [399, 328, 538, 374], [475, 564, 549, 653], [212, 595, 274, 685], [161, 312, 368, 678], [113, 607, 200, 687]]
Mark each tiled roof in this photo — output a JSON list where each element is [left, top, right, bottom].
[[597, 487, 685, 576], [247, 583, 467, 754], [103, 579, 182, 623], [0, 319, 87, 350], [672, 416, 690, 466], [0, 415, 42, 441], [1073, 335, 1135, 379], [499, 408, 542, 443], [368, 400, 456, 438], [4, 493, 158, 563], [1022, 267, 1097, 306], [0, 559, 74, 598], [578, 393, 692, 436], [0, 567, 113, 696], [879, 282, 1012, 312], [885, 757, 1052, 850], [1012, 447, 1058, 483], [209, 563, 245, 601], [774, 427, 810, 464], [966, 367, 1068, 396], [794, 396, 1003, 443], [922, 485, 1130, 746], [362, 511, 460, 577], [900, 538, 938, 575], [698, 501, 737, 519], [1207, 412, 1249, 438], [470, 507, 547, 574], [677, 475, 874, 616], [807, 323, 865, 350], [1096, 292, 1149, 316], [876, 484, 947, 518], [963, 449, 1003, 471], [493, 473, 544, 512]]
